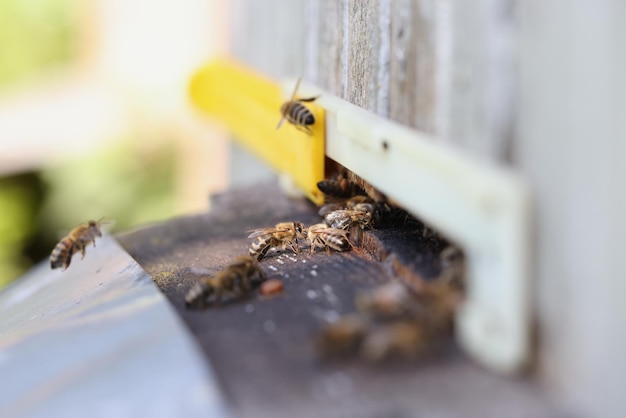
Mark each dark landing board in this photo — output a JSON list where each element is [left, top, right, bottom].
[[118, 184, 556, 418]]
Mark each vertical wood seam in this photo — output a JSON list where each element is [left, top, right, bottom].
[[341, 0, 349, 98], [377, 0, 392, 117]]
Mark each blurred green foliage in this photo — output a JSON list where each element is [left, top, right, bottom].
[[0, 0, 77, 88], [0, 174, 44, 287], [0, 140, 177, 288], [0, 1, 180, 288], [40, 140, 177, 236], [0, 0, 78, 287]]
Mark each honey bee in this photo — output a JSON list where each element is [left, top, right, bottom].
[[316, 278, 461, 363], [324, 207, 375, 231], [248, 221, 306, 261], [316, 314, 368, 358], [276, 77, 319, 135], [345, 170, 387, 203], [317, 171, 365, 201], [317, 178, 353, 200], [306, 223, 352, 255], [50, 219, 104, 270], [439, 245, 466, 288], [355, 281, 419, 320], [185, 255, 266, 308], [360, 321, 428, 362], [317, 194, 373, 218]]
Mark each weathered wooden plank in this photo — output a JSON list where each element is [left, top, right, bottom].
[[230, 0, 308, 79], [389, 0, 437, 133], [445, 0, 517, 161], [308, 0, 343, 95], [344, 0, 388, 113]]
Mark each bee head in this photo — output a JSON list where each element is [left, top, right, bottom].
[[294, 222, 306, 238], [88, 220, 103, 236]]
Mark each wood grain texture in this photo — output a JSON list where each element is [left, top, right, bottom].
[[389, 0, 437, 133], [308, 0, 344, 95], [445, 0, 517, 161], [230, 0, 308, 79]]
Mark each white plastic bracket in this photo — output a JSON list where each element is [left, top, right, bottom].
[[299, 85, 531, 374]]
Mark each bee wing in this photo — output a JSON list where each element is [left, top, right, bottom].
[[318, 203, 343, 217], [325, 210, 349, 221], [247, 227, 281, 239]]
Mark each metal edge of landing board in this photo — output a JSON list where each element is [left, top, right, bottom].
[[0, 235, 230, 418]]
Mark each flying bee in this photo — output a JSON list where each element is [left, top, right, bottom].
[[276, 77, 319, 135], [306, 223, 352, 255], [185, 255, 266, 309], [248, 221, 306, 261], [50, 218, 104, 270]]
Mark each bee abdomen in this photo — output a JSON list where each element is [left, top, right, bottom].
[[50, 239, 74, 269], [287, 103, 314, 126], [325, 235, 351, 251], [325, 214, 351, 230], [185, 281, 210, 308], [249, 236, 273, 261]]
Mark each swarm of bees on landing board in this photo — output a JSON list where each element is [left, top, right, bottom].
[[317, 247, 465, 362], [183, 171, 385, 309], [50, 218, 105, 270]]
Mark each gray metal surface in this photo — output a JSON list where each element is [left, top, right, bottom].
[[0, 235, 229, 418]]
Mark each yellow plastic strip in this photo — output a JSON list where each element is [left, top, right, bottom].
[[189, 59, 325, 204]]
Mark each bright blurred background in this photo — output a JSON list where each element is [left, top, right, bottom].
[[0, 0, 236, 287]]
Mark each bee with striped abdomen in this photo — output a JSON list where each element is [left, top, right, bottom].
[[248, 221, 306, 261], [306, 223, 352, 255], [324, 207, 375, 231], [185, 256, 266, 309], [276, 77, 319, 135], [50, 219, 104, 270]]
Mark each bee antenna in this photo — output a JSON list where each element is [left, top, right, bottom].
[[290, 77, 302, 101], [276, 116, 286, 130]]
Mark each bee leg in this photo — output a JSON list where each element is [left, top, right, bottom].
[[298, 96, 319, 103], [72, 243, 85, 259], [351, 226, 363, 247], [261, 245, 273, 260], [242, 278, 252, 294], [295, 124, 313, 135], [287, 240, 300, 255], [213, 288, 222, 306]]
